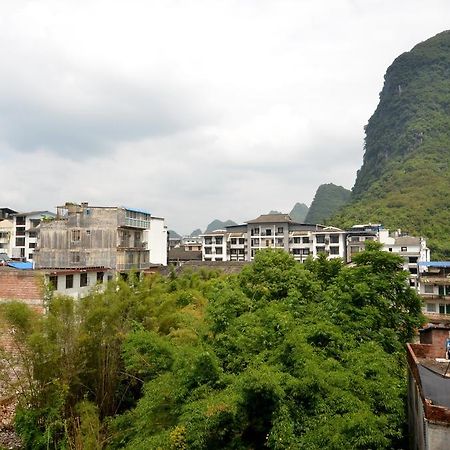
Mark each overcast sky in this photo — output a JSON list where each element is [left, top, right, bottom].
[[0, 1, 448, 234]]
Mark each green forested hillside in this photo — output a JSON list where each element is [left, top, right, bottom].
[[334, 31, 450, 257], [305, 183, 351, 224]]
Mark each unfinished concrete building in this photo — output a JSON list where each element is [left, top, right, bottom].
[[34, 202, 151, 273]]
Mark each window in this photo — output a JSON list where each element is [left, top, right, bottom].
[[239, 238, 245, 245], [80, 273, 88, 287], [28, 254, 33, 260], [292, 248, 301, 255], [29, 242, 36, 248], [251, 228, 260, 236], [86, 230, 91, 235], [215, 247, 223, 254], [71, 252, 80, 263], [97, 272, 104, 283], [293, 237, 301, 244], [277, 238, 284, 246], [409, 268, 417, 275], [230, 249, 237, 254], [350, 246, 359, 254], [72, 229, 81, 241], [330, 234, 340, 244], [277, 227, 284, 234], [15, 227, 25, 236], [205, 238, 212, 245], [66, 275, 74, 289], [15, 237, 25, 246], [302, 249, 310, 255], [426, 303, 436, 313], [205, 247, 212, 254], [215, 257, 223, 261], [316, 235, 325, 244], [424, 285, 434, 294], [302, 237, 310, 244], [238, 249, 245, 255], [251, 239, 259, 246], [265, 229, 272, 236], [439, 304, 450, 314], [48, 275, 58, 290], [316, 247, 326, 254], [28, 232, 37, 238], [409, 256, 418, 264], [401, 247, 407, 252], [231, 238, 237, 245], [15, 216, 25, 226], [389, 248, 393, 252], [215, 237, 223, 245], [329, 246, 340, 255]]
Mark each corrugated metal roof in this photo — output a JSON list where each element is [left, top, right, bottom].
[[121, 206, 151, 215]]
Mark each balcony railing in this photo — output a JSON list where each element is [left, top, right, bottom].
[[123, 217, 150, 229], [116, 262, 150, 271]]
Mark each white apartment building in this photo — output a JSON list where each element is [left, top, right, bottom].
[[418, 262, 450, 322], [12, 211, 56, 262], [201, 214, 329, 262], [0, 219, 13, 257], [201, 217, 429, 273], [202, 230, 228, 262], [144, 216, 168, 266]]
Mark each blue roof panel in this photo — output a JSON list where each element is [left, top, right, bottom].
[[121, 206, 151, 215], [418, 261, 450, 268], [7, 262, 33, 270]]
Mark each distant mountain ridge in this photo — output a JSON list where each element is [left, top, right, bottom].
[[305, 184, 351, 224], [205, 219, 238, 233], [289, 203, 309, 223], [333, 31, 450, 257], [172, 202, 311, 237]]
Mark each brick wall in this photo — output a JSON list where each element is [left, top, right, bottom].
[[0, 268, 45, 352]]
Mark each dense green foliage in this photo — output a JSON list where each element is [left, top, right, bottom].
[[305, 183, 351, 224], [289, 202, 309, 223], [0, 247, 423, 449], [334, 31, 450, 257]]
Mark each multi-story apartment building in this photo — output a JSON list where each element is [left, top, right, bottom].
[[0, 209, 15, 257], [201, 214, 329, 262], [34, 202, 167, 298], [12, 210, 56, 262], [201, 216, 429, 273], [418, 262, 450, 323], [202, 229, 228, 262]]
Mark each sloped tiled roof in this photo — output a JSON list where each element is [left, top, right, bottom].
[[246, 214, 295, 224], [394, 236, 421, 246]]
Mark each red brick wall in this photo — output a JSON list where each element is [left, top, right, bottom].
[[420, 328, 450, 356], [0, 269, 45, 352]]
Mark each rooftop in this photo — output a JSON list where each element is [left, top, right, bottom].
[[246, 213, 297, 224], [394, 236, 421, 246], [14, 210, 55, 217]]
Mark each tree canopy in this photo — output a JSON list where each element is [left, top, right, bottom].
[[0, 247, 423, 449]]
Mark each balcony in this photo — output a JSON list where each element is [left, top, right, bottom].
[[121, 217, 151, 229], [116, 262, 151, 271]]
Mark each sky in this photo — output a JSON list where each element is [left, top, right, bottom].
[[0, 0, 449, 234]]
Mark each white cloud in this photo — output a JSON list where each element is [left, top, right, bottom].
[[0, 0, 449, 233]]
